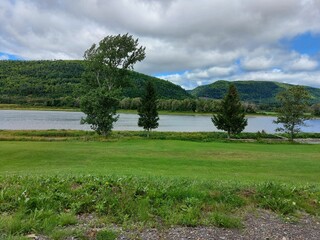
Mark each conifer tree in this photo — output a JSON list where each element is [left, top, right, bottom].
[[211, 84, 247, 138], [138, 81, 159, 137]]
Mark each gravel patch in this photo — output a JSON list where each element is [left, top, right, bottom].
[[24, 210, 320, 240], [118, 210, 320, 240]]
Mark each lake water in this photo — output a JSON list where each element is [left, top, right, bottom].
[[0, 110, 320, 133]]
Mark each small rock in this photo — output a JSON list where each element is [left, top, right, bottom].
[[26, 234, 37, 239]]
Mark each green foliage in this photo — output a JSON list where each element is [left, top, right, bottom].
[[119, 98, 219, 113], [80, 89, 119, 136], [212, 84, 248, 138], [255, 182, 298, 214], [0, 60, 84, 107], [138, 81, 159, 134], [274, 86, 311, 141], [311, 103, 320, 116], [81, 34, 146, 135], [83, 33, 146, 91]]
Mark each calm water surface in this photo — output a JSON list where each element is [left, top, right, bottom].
[[0, 110, 319, 133]]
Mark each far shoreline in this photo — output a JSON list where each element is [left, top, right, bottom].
[[1, 104, 319, 119], [0, 103, 280, 117]]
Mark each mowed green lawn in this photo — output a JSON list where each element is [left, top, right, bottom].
[[0, 140, 319, 184]]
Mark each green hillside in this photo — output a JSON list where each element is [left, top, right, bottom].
[[190, 80, 320, 104], [1, 60, 320, 109], [0, 60, 191, 107]]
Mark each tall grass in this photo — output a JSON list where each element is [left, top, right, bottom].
[[0, 175, 319, 239]]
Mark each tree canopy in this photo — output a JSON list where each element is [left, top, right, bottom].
[[274, 86, 311, 141], [83, 33, 146, 90], [80, 34, 146, 136]]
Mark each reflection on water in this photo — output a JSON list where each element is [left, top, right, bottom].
[[0, 110, 319, 133]]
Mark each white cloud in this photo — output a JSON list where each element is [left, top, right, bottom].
[[158, 65, 237, 89], [241, 57, 275, 71], [1, 0, 320, 89], [289, 55, 318, 71]]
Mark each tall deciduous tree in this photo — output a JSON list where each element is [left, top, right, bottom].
[[211, 84, 247, 138], [138, 81, 159, 137], [274, 86, 311, 141], [81, 34, 146, 136]]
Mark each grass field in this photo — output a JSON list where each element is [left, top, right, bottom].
[[1, 140, 320, 184], [0, 135, 320, 239]]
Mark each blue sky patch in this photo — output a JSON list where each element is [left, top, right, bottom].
[[0, 52, 22, 60], [154, 70, 187, 77], [281, 32, 320, 56]]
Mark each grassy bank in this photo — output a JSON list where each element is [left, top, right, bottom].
[[0, 133, 319, 239], [0, 175, 319, 239]]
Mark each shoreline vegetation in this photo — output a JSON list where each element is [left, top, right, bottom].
[[2, 103, 319, 119], [0, 129, 320, 142], [0, 103, 285, 117], [0, 134, 319, 239]]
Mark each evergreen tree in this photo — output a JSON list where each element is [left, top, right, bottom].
[[138, 81, 159, 137], [211, 84, 247, 138]]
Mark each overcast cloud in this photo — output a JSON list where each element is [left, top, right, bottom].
[[1, 0, 320, 89]]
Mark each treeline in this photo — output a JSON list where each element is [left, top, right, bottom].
[[119, 97, 259, 113], [119, 98, 218, 112]]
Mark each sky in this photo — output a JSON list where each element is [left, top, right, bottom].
[[1, 0, 320, 90]]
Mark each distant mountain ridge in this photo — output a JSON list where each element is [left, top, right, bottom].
[[1, 60, 320, 107], [190, 80, 320, 104]]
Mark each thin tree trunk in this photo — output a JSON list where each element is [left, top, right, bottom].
[[290, 124, 295, 142], [147, 129, 150, 138]]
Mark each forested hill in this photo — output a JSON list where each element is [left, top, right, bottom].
[[0, 60, 191, 107], [190, 80, 320, 104], [2, 60, 320, 108]]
